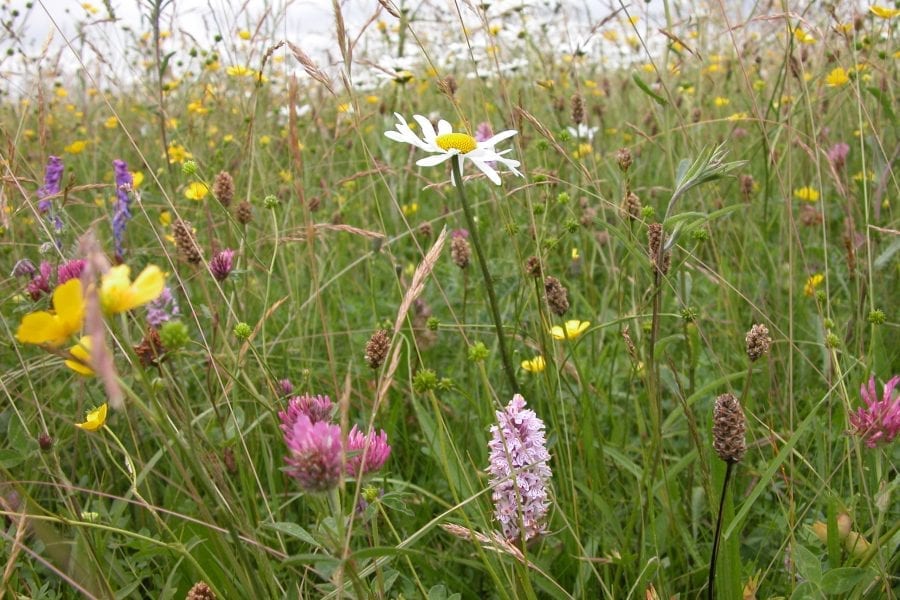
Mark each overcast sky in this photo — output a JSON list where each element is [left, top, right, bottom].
[[20, 0, 631, 55]]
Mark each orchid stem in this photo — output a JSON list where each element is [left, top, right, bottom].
[[451, 156, 519, 395]]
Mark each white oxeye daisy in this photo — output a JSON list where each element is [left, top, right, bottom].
[[566, 123, 598, 141], [385, 113, 522, 185]]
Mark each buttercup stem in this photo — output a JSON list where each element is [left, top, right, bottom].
[[451, 156, 519, 395]]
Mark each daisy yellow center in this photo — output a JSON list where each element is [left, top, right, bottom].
[[435, 133, 477, 154]]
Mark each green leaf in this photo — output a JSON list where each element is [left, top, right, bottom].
[[0, 449, 24, 468], [790, 581, 823, 600], [265, 521, 322, 548], [115, 580, 144, 599], [821, 567, 875, 594], [282, 553, 340, 568], [6, 415, 31, 452], [675, 157, 691, 184], [792, 544, 823, 585], [223, 405, 245, 441], [427, 584, 461, 600], [632, 72, 668, 106]]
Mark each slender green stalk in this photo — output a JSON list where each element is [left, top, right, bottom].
[[708, 461, 735, 600], [451, 156, 519, 395]]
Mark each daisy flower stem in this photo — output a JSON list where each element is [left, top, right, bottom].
[[451, 156, 519, 395]]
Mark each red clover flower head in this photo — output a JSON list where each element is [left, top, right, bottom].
[[25, 261, 54, 300], [345, 426, 391, 477], [279, 395, 335, 432], [57, 259, 86, 284], [209, 248, 235, 281], [849, 375, 900, 448], [827, 142, 850, 172], [487, 394, 552, 543], [282, 415, 343, 493], [278, 378, 294, 396], [475, 122, 494, 143]]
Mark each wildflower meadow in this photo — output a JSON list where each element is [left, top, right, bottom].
[[1, 0, 899, 597]]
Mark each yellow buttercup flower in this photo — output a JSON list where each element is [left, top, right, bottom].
[[825, 67, 850, 87], [16, 279, 85, 347], [794, 186, 820, 202], [184, 182, 209, 201], [131, 171, 144, 188], [65, 140, 87, 154], [226, 65, 253, 77], [65, 336, 94, 377], [521, 356, 546, 373], [75, 404, 107, 431], [550, 320, 591, 341], [238, 29, 251, 40], [714, 96, 730, 107], [794, 27, 815, 44], [167, 143, 192, 164], [187, 100, 208, 115], [100, 265, 165, 315], [870, 5, 900, 18]]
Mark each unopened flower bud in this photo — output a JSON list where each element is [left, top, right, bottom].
[[233, 322, 252, 340]]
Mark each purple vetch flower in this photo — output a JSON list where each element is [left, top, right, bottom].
[[37, 156, 64, 213], [57, 258, 86, 284], [25, 261, 54, 300], [11, 259, 36, 278], [827, 142, 850, 172], [487, 394, 552, 543], [209, 248, 235, 281], [112, 159, 134, 259], [849, 375, 900, 448], [146, 286, 180, 327], [279, 395, 335, 430], [282, 414, 343, 492], [345, 426, 391, 477]]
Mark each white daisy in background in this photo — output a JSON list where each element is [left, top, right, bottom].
[[371, 54, 418, 84], [566, 123, 598, 141], [385, 113, 522, 185]]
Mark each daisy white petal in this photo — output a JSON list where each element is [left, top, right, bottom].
[[417, 153, 454, 167], [470, 158, 501, 185], [413, 114, 437, 142], [481, 129, 518, 146]]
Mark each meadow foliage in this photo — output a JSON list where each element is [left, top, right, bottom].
[[0, 0, 897, 598]]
